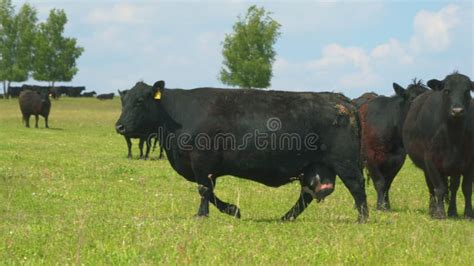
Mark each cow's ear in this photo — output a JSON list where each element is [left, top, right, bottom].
[[393, 83, 406, 98], [152, 80, 165, 100], [118, 90, 122, 96], [427, 79, 444, 91]]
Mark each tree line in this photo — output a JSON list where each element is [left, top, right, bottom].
[[0, 0, 83, 99]]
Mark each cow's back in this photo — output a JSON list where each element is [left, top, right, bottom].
[[161, 88, 361, 185]]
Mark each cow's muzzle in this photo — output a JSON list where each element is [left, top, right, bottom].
[[116, 124, 126, 134]]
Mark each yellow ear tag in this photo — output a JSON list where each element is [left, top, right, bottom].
[[154, 91, 161, 100]]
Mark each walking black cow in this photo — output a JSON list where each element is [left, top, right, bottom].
[[403, 72, 474, 219], [115, 81, 368, 222], [358, 80, 428, 210], [19, 90, 51, 128]]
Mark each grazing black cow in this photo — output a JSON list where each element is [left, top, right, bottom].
[[403, 72, 474, 219], [352, 92, 378, 109], [115, 81, 368, 222], [19, 90, 51, 128], [358, 80, 428, 210], [97, 93, 114, 100], [118, 89, 164, 160], [81, 91, 97, 97]]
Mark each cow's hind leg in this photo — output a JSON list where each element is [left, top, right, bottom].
[[382, 152, 406, 211], [282, 164, 335, 221], [447, 175, 461, 217], [336, 165, 369, 223], [366, 161, 388, 211]]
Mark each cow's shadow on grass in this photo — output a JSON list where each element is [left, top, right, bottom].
[[47, 127, 64, 131]]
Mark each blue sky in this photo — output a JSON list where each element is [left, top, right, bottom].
[[13, 0, 473, 97]]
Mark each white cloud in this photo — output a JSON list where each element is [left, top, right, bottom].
[[86, 3, 152, 24], [371, 38, 413, 65], [410, 4, 460, 52], [308, 44, 370, 72], [272, 4, 465, 95]]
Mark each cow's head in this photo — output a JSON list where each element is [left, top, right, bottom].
[[428, 73, 474, 120], [115, 81, 165, 135], [393, 79, 429, 103], [39, 90, 50, 104]]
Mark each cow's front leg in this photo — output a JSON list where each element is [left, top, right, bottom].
[[196, 184, 211, 217], [448, 175, 460, 217], [424, 157, 447, 219], [138, 138, 145, 160], [195, 175, 241, 218], [125, 137, 132, 159], [462, 171, 473, 219]]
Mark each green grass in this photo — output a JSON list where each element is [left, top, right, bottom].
[[0, 97, 472, 264]]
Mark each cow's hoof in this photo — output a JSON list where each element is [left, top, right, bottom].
[[376, 204, 390, 212], [431, 210, 446, 220], [224, 205, 241, 218], [464, 211, 473, 220], [281, 215, 296, 222], [357, 214, 369, 224], [447, 209, 458, 218], [193, 214, 209, 219]]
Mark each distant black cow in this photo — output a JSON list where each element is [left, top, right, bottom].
[[61, 86, 85, 97], [97, 93, 114, 100], [358, 80, 428, 210], [352, 92, 378, 109], [81, 91, 97, 97], [403, 72, 474, 219], [118, 89, 164, 160], [8, 86, 23, 98], [19, 90, 51, 128], [115, 81, 368, 222]]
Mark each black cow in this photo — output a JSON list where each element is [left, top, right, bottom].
[[403, 72, 474, 219], [115, 81, 368, 222], [8, 86, 23, 98], [61, 86, 85, 97], [118, 89, 164, 160], [358, 80, 428, 210], [351, 92, 378, 109], [97, 93, 114, 100], [19, 90, 51, 128], [81, 91, 97, 97]]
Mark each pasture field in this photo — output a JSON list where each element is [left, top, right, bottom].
[[0, 97, 472, 264]]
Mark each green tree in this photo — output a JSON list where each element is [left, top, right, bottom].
[[0, 0, 36, 98], [219, 5, 281, 89], [32, 9, 83, 88]]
